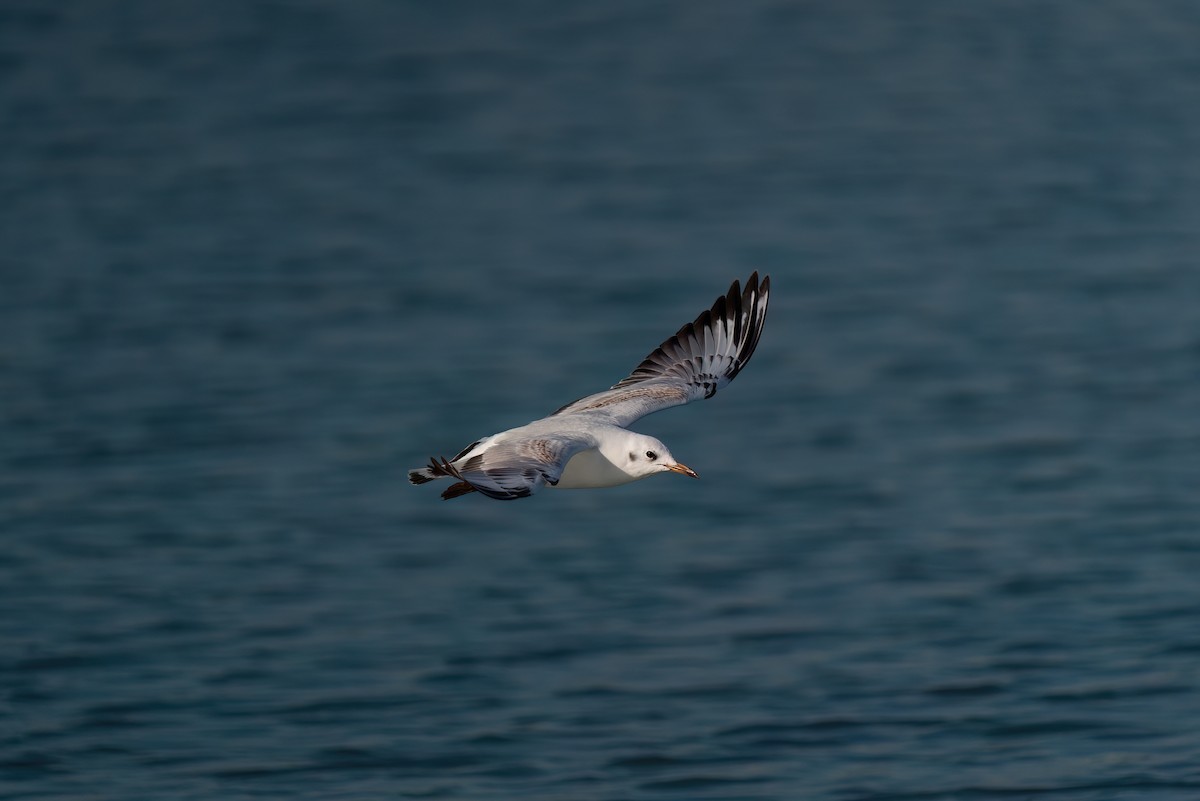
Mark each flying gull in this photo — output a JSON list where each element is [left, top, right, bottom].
[[409, 272, 770, 500]]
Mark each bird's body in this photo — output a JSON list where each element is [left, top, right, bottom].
[[409, 273, 770, 501]]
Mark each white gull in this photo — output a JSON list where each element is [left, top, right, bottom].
[[408, 273, 770, 501]]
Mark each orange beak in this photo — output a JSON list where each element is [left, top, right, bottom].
[[667, 462, 699, 479]]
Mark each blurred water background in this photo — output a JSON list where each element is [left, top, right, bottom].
[[4, 2, 1200, 799]]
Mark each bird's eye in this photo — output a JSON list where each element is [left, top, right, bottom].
[[645, 450, 657, 460]]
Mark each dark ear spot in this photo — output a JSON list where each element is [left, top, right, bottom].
[[629, 452, 637, 462]]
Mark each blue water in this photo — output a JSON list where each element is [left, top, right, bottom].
[[4, 2, 1200, 799]]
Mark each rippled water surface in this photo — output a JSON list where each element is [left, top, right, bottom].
[[4, 2, 1200, 799]]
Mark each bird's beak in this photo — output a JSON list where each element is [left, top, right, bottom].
[[667, 462, 699, 479]]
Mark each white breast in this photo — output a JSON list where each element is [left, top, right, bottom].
[[554, 447, 639, 489]]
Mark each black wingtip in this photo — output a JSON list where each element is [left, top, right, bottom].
[[736, 271, 768, 377], [441, 481, 477, 500]]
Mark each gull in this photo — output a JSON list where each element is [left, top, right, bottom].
[[409, 272, 770, 500]]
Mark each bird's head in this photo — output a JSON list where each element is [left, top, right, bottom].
[[623, 434, 698, 481]]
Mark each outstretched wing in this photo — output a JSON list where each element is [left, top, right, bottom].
[[550, 272, 770, 427], [425, 433, 593, 501]]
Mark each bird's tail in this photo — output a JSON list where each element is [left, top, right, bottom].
[[408, 466, 438, 484], [408, 457, 478, 500]]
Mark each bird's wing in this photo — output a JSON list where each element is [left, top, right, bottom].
[[427, 432, 594, 501], [549, 272, 770, 427]]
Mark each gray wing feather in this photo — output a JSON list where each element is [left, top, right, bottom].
[[550, 272, 770, 427], [432, 433, 593, 500]]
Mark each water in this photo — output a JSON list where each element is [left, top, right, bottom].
[[4, 1, 1200, 798]]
